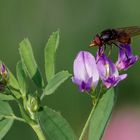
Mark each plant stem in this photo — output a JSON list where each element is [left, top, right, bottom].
[[7, 85, 46, 140], [40, 89, 45, 100], [1, 114, 26, 123], [31, 124, 46, 140], [40, 94, 44, 100], [79, 85, 103, 140], [79, 103, 97, 140]]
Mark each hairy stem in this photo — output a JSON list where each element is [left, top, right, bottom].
[[31, 124, 46, 140]]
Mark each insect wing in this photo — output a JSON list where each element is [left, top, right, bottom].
[[116, 26, 140, 37]]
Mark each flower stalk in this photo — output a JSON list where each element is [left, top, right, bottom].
[[79, 85, 103, 140], [79, 102, 97, 140]]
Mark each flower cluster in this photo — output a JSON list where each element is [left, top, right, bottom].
[[72, 44, 138, 92], [0, 63, 9, 91]]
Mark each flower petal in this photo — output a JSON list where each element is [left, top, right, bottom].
[[84, 52, 99, 87], [103, 74, 127, 88], [73, 51, 88, 81], [116, 44, 138, 70], [73, 51, 99, 92], [97, 52, 127, 88]]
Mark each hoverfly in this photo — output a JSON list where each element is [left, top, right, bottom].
[[90, 26, 140, 48]]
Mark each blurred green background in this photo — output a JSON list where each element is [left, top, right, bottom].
[[1, 0, 140, 139]]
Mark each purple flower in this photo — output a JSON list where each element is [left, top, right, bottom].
[[96, 53, 127, 88], [116, 44, 138, 70], [72, 51, 99, 92], [0, 63, 9, 91]]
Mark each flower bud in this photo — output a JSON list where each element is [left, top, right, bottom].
[[26, 95, 40, 119], [0, 63, 9, 91]]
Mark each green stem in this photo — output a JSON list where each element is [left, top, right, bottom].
[[79, 85, 103, 140], [1, 114, 26, 123], [7, 85, 46, 140], [8, 87, 35, 124], [79, 103, 97, 140], [31, 124, 46, 140], [40, 94, 44, 100], [12, 115, 26, 122], [40, 89, 45, 100]]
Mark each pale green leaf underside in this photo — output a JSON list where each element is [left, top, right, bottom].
[[8, 70, 20, 90], [88, 88, 115, 140], [8, 70, 21, 99], [16, 61, 27, 94], [44, 30, 59, 81], [43, 71, 71, 96], [0, 94, 14, 101], [19, 38, 44, 88], [38, 106, 77, 140]]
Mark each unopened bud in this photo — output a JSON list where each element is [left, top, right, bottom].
[[26, 95, 40, 119], [0, 63, 9, 91]]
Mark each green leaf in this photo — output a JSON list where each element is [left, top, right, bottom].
[[0, 90, 20, 101], [43, 71, 71, 96], [0, 101, 14, 139], [38, 106, 77, 140], [0, 94, 14, 101], [16, 61, 27, 94], [0, 119, 13, 139], [8, 70, 21, 99], [44, 30, 60, 81], [19, 38, 44, 88], [8, 70, 20, 90], [88, 88, 115, 140], [0, 100, 13, 116]]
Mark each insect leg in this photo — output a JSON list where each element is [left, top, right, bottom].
[[98, 45, 105, 56], [112, 43, 129, 59], [96, 45, 106, 63], [108, 45, 113, 56], [104, 44, 106, 51]]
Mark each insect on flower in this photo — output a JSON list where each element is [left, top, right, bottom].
[[90, 26, 140, 49]]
